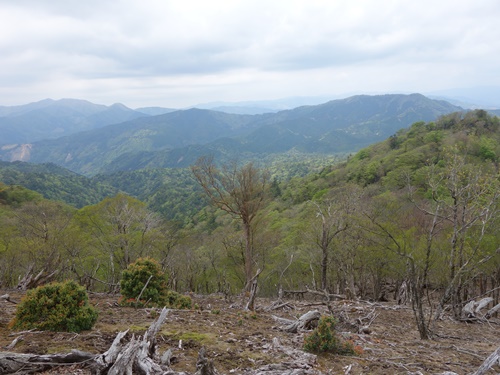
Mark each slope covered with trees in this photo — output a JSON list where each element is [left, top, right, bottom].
[[93, 167, 206, 223], [0, 94, 461, 175], [0, 161, 117, 208], [1, 109, 499, 341]]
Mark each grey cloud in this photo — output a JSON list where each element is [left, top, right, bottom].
[[1, 0, 500, 107]]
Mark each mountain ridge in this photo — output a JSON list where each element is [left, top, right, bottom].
[[0, 98, 147, 143], [0, 94, 462, 175]]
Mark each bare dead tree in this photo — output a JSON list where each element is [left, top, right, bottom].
[[310, 184, 362, 291], [362, 196, 438, 339], [191, 156, 269, 291], [411, 151, 500, 320]]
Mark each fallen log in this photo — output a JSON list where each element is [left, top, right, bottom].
[[0, 350, 95, 374], [475, 297, 493, 314], [305, 287, 345, 301], [17, 265, 59, 291], [463, 297, 494, 316], [485, 302, 500, 319], [0, 307, 196, 375], [281, 288, 346, 301], [265, 300, 296, 311], [252, 337, 317, 374], [271, 337, 316, 366], [472, 345, 500, 375], [3, 335, 23, 350], [274, 310, 321, 333], [462, 297, 497, 321], [0, 294, 17, 304]]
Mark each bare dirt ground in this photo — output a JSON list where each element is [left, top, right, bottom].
[[1, 290, 499, 374]]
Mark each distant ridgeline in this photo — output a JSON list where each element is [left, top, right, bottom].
[[0, 94, 461, 176], [2, 94, 497, 222], [0, 108, 499, 317]]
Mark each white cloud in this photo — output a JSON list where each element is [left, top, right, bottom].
[[0, 0, 499, 107]]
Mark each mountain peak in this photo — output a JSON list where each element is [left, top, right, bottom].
[[110, 103, 132, 110]]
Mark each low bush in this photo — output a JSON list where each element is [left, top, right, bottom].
[[303, 315, 356, 355], [119, 257, 191, 309], [165, 290, 192, 309], [9, 280, 98, 333], [120, 257, 168, 307]]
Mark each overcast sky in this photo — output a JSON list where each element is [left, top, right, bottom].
[[1, 0, 499, 108]]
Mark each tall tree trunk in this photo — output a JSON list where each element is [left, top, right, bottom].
[[320, 212, 329, 291], [321, 241, 328, 291], [410, 264, 431, 339], [244, 221, 253, 292]]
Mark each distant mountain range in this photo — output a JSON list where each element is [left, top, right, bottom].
[[0, 94, 463, 176], [192, 96, 337, 114], [0, 98, 147, 143], [196, 87, 500, 114], [426, 86, 500, 109]]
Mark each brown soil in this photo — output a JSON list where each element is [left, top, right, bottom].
[[1, 290, 499, 374]]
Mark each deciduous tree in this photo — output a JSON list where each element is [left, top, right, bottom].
[[191, 156, 269, 291], [310, 184, 361, 291], [75, 193, 162, 287]]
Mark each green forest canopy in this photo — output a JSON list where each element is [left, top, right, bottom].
[[1, 110, 499, 338]]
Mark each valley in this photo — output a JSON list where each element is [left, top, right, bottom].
[[0, 95, 499, 374]]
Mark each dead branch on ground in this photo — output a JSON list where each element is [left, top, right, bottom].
[[0, 294, 17, 304], [472, 345, 500, 375], [273, 310, 321, 333], [0, 307, 217, 375]]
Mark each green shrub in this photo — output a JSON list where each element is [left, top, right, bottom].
[[120, 257, 168, 307], [303, 316, 355, 355], [119, 257, 191, 309], [9, 280, 98, 333], [165, 290, 192, 309]]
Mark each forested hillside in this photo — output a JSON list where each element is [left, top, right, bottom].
[[1, 109, 499, 340], [0, 94, 461, 175], [0, 153, 338, 222], [0, 98, 146, 143], [0, 161, 117, 208]]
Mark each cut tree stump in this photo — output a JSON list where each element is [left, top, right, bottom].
[[194, 347, 218, 375], [96, 306, 170, 374]]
